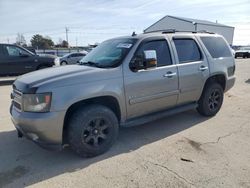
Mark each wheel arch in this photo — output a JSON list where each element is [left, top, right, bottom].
[[203, 73, 226, 92], [62, 95, 121, 144]]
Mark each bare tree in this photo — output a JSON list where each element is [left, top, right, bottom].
[[16, 33, 26, 47]]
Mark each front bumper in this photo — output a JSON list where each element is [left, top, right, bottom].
[[225, 76, 236, 92], [10, 104, 66, 150]]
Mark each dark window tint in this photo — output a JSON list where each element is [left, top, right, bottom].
[[174, 39, 202, 63], [136, 40, 172, 67], [5, 45, 30, 57], [201, 37, 231, 58], [70, 54, 77, 57], [77, 53, 85, 57], [0, 45, 4, 58]]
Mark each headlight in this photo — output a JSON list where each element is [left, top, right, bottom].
[[54, 57, 60, 66], [22, 93, 52, 112]]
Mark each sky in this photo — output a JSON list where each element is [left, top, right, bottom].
[[0, 0, 249, 46]]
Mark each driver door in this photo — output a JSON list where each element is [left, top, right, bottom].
[[2, 45, 35, 75], [124, 38, 179, 119]]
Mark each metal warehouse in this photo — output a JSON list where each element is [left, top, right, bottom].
[[144, 15, 234, 45]]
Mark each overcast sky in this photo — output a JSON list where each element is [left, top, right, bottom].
[[0, 0, 249, 46]]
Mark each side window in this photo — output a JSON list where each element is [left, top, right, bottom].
[[200, 37, 232, 58], [77, 53, 85, 57], [173, 39, 202, 63], [136, 40, 172, 67], [5, 45, 29, 57]]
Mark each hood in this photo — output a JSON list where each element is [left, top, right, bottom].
[[13, 65, 121, 93]]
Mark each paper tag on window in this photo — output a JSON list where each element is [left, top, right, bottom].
[[117, 43, 132, 48]]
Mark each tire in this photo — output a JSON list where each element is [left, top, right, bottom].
[[197, 82, 224, 117], [68, 105, 119, 158], [60, 61, 67, 65]]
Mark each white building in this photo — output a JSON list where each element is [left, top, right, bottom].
[[144, 15, 234, 45]]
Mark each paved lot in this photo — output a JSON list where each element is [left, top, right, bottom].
[[0, 59, 250, 188]]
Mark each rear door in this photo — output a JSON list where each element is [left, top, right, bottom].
[[75, 53, 86, 63], [170, 35, 210, 104]]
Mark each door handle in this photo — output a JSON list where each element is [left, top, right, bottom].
[[163, 72, 177, 78], [199, 65, 208, 71]]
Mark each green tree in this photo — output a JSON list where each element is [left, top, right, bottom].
[[61, 40, 69, 48], [30, 34, 54, 49]]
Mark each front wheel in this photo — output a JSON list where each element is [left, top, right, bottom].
[[60, 61, 67, 65], [197, 82, 224, 116], [68, 105, 119, 158]]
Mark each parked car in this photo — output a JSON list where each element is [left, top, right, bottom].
[[10, 31, 235, 157], [0, 43, 59, 76], [59, 52, 87, 65], [235, 46, 250, 58]]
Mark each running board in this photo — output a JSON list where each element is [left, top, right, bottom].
[[121, 102, 198, 127]]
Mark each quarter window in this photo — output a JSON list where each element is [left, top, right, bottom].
[[135, 40, 172, 67], [174, 39, 202, 63], [201, 37, 232, 58]]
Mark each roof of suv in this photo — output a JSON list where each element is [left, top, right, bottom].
[[115, 30, 221, 41]]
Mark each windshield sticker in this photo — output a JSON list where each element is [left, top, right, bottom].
[[117, 43, 133, 48]]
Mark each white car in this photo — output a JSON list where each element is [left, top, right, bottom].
[[59, 52, 87, 65]]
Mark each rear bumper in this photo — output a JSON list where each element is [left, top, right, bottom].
[[225, 76, 236, 92], [10, 104, 66, 150]]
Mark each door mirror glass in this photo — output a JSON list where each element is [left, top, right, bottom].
[[129, 50, 157, 72], [143, 50, 157, 69]]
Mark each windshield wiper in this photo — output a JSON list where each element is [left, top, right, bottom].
[[79, 61, 100, 67]]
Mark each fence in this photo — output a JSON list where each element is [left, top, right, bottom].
[[35, 48, 90, 57]]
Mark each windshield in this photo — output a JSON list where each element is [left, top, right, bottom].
[[79, 38, 137, 68]]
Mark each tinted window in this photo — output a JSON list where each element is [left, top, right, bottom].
[[77, 53, 85, 57], [136, 40, 172, 67], [174, 39, 202, 63], [69, 54, 77, 58], [201, 37, 232, 58], [5, 45, 30, 57]]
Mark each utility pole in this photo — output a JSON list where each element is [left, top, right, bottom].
[[7, 38, 9, 44], [65, 27, 69, 48], [75, 37, 78, 47]]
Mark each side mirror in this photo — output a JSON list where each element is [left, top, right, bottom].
[[129, 50, 157, 72], [143, 50, 157, 69]]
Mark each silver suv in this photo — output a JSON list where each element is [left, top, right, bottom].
[[10, 31, 236, 157]]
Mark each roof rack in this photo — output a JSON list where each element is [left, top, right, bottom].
[[144, 29, 215, 34]]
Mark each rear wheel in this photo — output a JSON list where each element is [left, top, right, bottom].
[[68, 105, 119, 158], [197, 82, 224, 116]]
